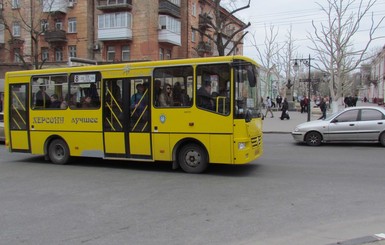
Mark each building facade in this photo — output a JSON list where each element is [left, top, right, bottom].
[[0, 0, 245, 74], [359, 45, 385, 104]]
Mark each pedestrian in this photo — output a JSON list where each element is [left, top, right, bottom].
[[276, 95, 282, 109], [280, 98, 290, 120], [318, 97, 327, 120], [265, 96, 274, 118]]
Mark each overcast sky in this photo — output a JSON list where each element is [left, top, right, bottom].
[[227, 0, 385, 63]]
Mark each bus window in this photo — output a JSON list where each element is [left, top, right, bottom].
[[153, 66, 193, 108], [31, 75, 68, 109], [68, 72, 101, 109], [196, 64, 230, 115]]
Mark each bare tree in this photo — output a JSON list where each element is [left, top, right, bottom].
[[1, 0, 58, 69], [308, 0, 385, 110], [280, 25, 298, 98], [193, 0, 251, 56]]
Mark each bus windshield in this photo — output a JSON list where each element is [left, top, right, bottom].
[[233, 61, 262, 120]]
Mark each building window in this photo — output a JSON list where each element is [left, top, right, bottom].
[[107, 46, 115, 61], [55, 19, 63, 30], [98, 12, 132, 29], [55, 47, 63, 61], [159, 15, 181, 34], [192, 2, 196, 16], [14, 48, 21, 63], [192, 30, 196, 43], [122, 45, 130, 61], [165, 49, 171, 60], [159, 48, 164, 60], [168, 0, 180, 7], [12, 22, 21, 37], [12, 0, 20, 8], [41, 19, 48, 32], [41, 47, 49, 61], [107, 0, 127, 4], [68, 18, 77, 33], [69, 46, 77, 58]]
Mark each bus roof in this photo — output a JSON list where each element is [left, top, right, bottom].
[[5, 56, 259, 78]]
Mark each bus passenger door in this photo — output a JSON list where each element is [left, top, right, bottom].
[[103, 78, 152, 160], [9, 84, 30, 152]]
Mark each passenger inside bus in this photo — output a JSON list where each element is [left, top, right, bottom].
[[50, 94, 61, 108], [159, 83, 174, 107], [35, 84, 51, 108], [197, 80, 213, 110]]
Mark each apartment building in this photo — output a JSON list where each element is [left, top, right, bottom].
[[0, 0, 245, 76]]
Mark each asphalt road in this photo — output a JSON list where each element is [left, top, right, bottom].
[[0, 135, 384, 245]]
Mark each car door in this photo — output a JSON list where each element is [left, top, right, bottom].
[[355, 108, 385, 141], [327, 109, 359, 141]]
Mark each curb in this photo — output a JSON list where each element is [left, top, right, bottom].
[[326, 233, 385, 245]]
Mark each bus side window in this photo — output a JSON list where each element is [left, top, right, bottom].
[[31, 75, 68, 110], [69, 73, 101, 109], [153, 66, 193, 108]]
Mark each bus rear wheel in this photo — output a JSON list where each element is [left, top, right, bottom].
[[178, 143, 208, 173], [48, 139, 70, 165]]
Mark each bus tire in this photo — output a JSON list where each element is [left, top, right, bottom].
[[178, 143, 208, 173], [48, 139, 70, 165]]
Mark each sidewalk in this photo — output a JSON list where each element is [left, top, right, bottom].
[[262, 109, 319, 133]]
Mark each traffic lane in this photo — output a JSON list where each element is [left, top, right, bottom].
[[258, 134, 385, 244], [1, 138, 385, 245]]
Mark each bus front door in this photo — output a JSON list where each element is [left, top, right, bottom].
[[9, 84, 30, 152], [103, 78, 152, 160]]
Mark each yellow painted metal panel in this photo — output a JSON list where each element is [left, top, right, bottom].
[[209, 134, 232, 164], [152, 133, 171, 161], [29, 132, 104, 157], [129, 133, 151, 155], [104, 132, 125, 154], [10, 131, 29, 150]]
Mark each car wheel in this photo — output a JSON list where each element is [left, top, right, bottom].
[[380, 132, 385, 147], [48, 139, 70, 165], [178, 143, 208, 173], [305, 131, 322, 146]]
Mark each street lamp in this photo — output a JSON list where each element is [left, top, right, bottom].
[[293, 54, 313, 122]]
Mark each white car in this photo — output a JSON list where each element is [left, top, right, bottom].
[[292, 106, 385, 146], [0, 112, 4, 142]]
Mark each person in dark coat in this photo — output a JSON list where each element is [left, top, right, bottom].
[[197, 80, 213, 110], [318, 97, 327, 119], [280, 98, 290, 120]]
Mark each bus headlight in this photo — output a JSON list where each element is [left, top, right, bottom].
[[238, 142, 246, 150]]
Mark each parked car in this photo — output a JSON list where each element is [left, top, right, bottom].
[[291, 106, 385, 146], [0, 112, 4, 142]]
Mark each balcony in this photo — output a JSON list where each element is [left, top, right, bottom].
[[197, 41, 212, 53], [98, 27, 132, 41], [158, 29, 181, 46], [199, 13, 212, 30], [44, 30, 67, 43], [159, 0, 181, 18], [97, 0, 132, 11], [43, 0, 69, 13]]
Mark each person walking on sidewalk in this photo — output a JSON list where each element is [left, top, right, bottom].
[[280, 98, 290, 120], [265, 96, 274, 118], [318, 97, 327, 120]]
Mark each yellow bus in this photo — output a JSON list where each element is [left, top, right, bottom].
[[4, 56, 263, 173]]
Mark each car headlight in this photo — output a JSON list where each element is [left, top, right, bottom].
[[294, 127, 299, 132], [238, 142, 246, 150]]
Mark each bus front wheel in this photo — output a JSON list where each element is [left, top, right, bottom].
[[178, 143, 208, 173], [48, 139, 70, 165]]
